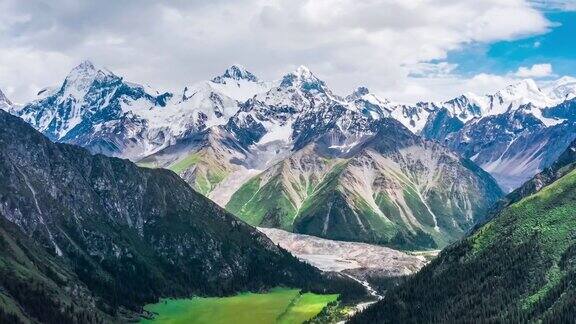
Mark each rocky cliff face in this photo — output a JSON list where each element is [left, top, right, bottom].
[[445, 105, 576, 192], [0, 109, 361, 322]]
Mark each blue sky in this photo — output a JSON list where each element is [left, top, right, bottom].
[[448, 10, 576, 78]]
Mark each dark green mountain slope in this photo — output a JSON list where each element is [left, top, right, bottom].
[[350, 146, 576, 323], [0, 109, 362, 323]]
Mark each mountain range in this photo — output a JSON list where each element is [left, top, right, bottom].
[[6, 61, 576, 249], [394, 78, 576, 191]]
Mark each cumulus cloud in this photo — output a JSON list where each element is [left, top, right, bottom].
[[514, 63, 554, 78], [380, 73, 517, 103], [0, 0, 552, 103]]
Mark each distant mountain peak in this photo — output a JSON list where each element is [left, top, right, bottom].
[[546, 75, 576, 101], [502, 79, 541, 96], [61, 60, 116, 99], [294, 65, 312, 76], [280, 65, 326, 92], [0, 87, 14, 113], [346, 86, 370, 100], [212, 64, 259, 83], [75, 59, 96, 71], [0, 88, 11, 106], [554, 75, 576, 85]]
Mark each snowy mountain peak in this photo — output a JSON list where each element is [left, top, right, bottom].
[[553, 76, 576, 85], [280, 65, 326, 92], [62, 60, 115, 99], [346, 86, 391, 107], [0, 88, 14, 112], [74, 60, 96, 72], [546, 76, 576, 101], [0, 88, 11, 106], [502, 79, 541, 96], [348, 86, 370, 99], [212, 64, 259, 83], [295, 65, 311, 76]]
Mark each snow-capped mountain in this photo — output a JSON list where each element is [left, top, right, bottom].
[[11, 61, 173, 158], [394, 78, 576, 191], [9, 61, 273, 160], [228, 66, 390, 151], [8, 60, 575, 248], [142, 65, 394, 200], [210, 64, 272, 100], [393, 79, 565, 135], [544, 76, 576, 102], [138, 67, 503, 249]]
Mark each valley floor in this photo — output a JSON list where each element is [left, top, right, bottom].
[[259, 228, 436, 322], [141, 288, 338, 324], [258, 227, 429, 276], [140, 228, 434, 324]]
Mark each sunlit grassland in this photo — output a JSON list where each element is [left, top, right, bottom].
[[141, 288, 339, 324]]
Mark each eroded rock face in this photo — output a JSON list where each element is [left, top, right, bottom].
[[349, 141, 576, 323]]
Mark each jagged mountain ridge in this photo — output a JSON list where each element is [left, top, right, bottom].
[[10, 62, 271, 160], [394, 79, 571, 134], [8, 62, 576, 195], [141, 65, 393, 199], [0, 109, 363, 322], [6, 61, 575, 250]]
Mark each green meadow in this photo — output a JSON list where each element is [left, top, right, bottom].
[[141, 288, 339, 324]]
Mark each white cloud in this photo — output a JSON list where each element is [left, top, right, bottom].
[[379, 73, 516, 103], [514, 63, 554, 78], [408, 62, 459, 78], [0, 0, 552, 103]]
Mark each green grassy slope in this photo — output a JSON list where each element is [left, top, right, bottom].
[[351, 168, 576, 323], [226, 151, 485, 250], [226, 121, 502, 250], [225, 174, 299, 230]]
